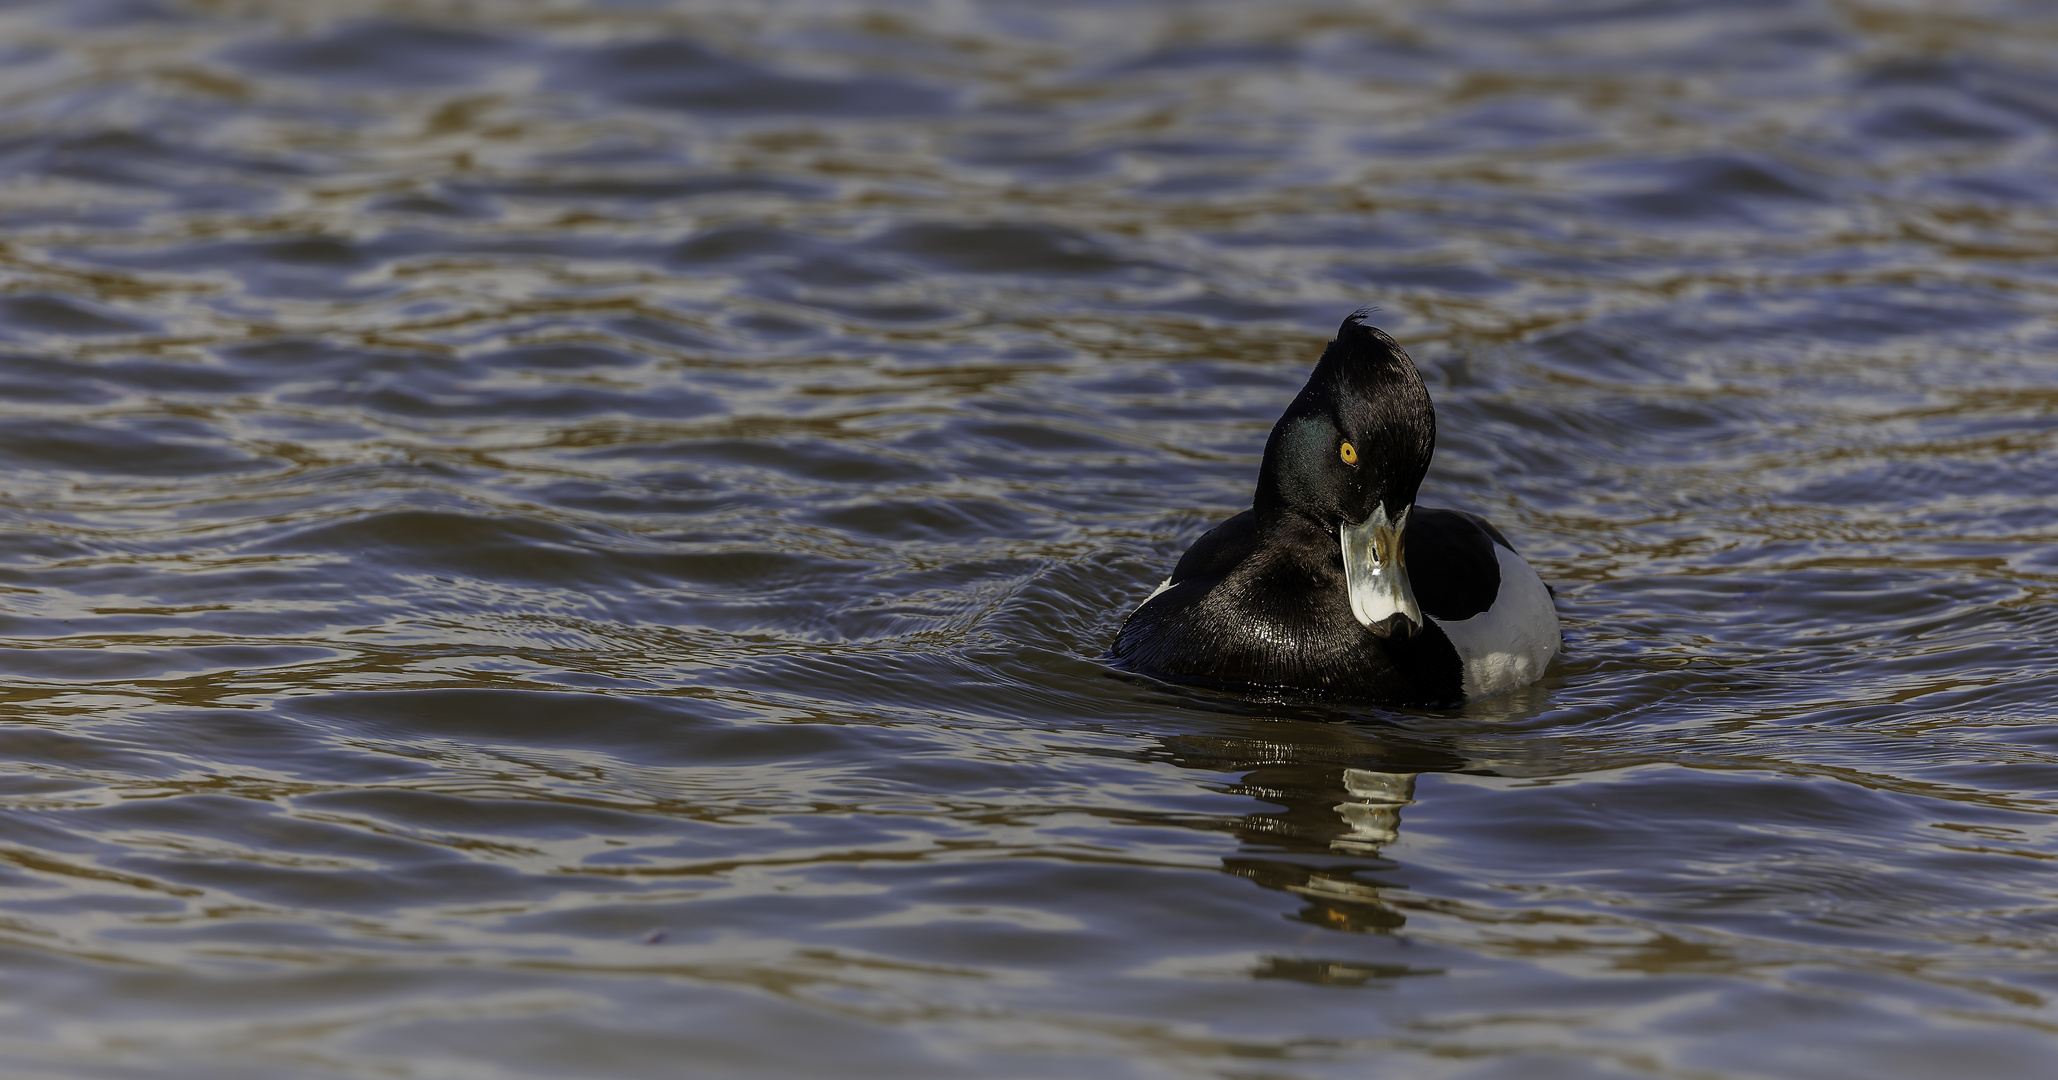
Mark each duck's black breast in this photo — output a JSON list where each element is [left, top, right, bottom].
[[1109, 510, 1468, 705]]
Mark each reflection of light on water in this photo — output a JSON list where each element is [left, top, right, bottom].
[[1330, 768, 1416, 853]]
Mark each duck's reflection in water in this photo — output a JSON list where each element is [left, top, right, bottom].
[[1250, 767, 1419, 937], [1158, 717, 1466, 940]]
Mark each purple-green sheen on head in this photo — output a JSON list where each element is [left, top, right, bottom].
[[1254, 312, 1436, 533]]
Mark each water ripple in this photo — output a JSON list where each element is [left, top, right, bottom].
[[0, 1, 2053, 1077]]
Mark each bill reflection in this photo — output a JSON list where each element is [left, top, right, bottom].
[[1331, 767, 1416, 855]]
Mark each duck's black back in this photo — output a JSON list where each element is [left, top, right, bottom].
[[1110, 507, 1512, 705]]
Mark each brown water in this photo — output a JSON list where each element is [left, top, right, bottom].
[[1, 1, 2057, 1076]]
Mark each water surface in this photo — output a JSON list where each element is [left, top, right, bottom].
[[0, 1, 2056, 1076]]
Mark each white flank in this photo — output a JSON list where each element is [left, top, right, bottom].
[[1143, 576, 1174, 603], [1429, 544, 1560, 700]]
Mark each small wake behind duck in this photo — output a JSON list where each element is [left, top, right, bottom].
[[1109, 313, 1560, 706]]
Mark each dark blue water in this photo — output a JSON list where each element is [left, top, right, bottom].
[[0, 1, 2056, 1076]]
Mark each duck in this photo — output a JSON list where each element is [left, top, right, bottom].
[[1109, 312, 1559, 706]]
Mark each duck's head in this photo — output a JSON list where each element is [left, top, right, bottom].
[[1254, 313, 1435, 637]]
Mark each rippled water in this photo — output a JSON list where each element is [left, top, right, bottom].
[[2, 1, 2057, 1076]]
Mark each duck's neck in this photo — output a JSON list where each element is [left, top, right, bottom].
[[1251, 505, 1341, 574]]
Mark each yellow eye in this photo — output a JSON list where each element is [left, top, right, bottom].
[[1340, 442, 1358, 466]]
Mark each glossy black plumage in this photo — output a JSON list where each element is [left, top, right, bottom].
[[1407, 507, 1505, 621], [1109, 314, 1546, 706]]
